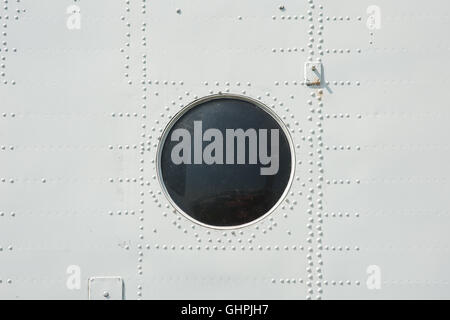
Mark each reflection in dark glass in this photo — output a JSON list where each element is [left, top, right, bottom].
[[160, 97, 292, 227]]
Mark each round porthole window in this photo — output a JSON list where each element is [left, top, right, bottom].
[[157, 94, 294, 229]]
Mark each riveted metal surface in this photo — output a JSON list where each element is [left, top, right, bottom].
[[304, 62, 322, 86], [0, 0, 450, 300], [88, 277, 124, 300]]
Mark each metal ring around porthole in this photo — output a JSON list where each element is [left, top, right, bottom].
[[156, 93, 295, 230]]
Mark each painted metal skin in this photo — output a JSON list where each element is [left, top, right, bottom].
[[0, 0, 449, 299]]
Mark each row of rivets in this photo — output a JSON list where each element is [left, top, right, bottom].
[[0, 211, 15, 217], [0, 279, 13, 284], [324, 16, 363, 21], [0, 245, 13, 251], [142, 244, 307, 251], [304, 0, 321, 300], [0, 0, 24, 85], [136, 0, 149, 299]]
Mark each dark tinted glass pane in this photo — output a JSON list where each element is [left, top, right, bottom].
[[159, 96, 292, 227]]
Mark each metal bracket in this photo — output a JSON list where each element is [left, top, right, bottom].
[[304, 62, 322, 86], [88, 276, 124, 300]]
